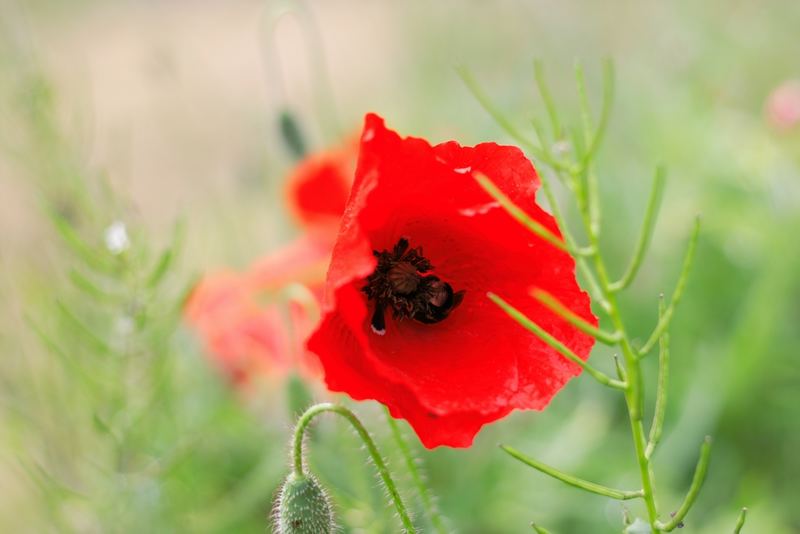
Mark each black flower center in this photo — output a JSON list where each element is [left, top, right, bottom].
[[362, 237, 465, 335]]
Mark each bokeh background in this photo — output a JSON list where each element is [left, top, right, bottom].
[[1, 1, 799, 532]]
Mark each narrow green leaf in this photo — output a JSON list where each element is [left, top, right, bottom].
[[531, 288, 621, 345], [533, 59, 562, 139], [639, 216, 701, 356], [68, 268, 121, 303], [733, 507, 748, 534], [612, 166, 666, 292], [645, 296, 669, 459], [47, 208, 118, 274], [489, 292, 625, 390], [473, 173, 568, 253], [501, 445, 643, 500], [147, 219, 186, 289], [656, 437, 713, 532], [55, 300, 113, 356]]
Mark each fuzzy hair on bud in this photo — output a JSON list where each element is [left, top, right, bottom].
[[274, 472, 334, 534]]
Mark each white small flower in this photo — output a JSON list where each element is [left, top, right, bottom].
[[104, 221, 130, 255]]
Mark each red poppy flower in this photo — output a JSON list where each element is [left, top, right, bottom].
[[307, 114, 596, 448], [286, 137, 358, 230], [187, 133, 359, 385], [186, 233, 331, 384]]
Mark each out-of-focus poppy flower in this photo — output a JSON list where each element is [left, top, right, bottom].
[[186, 234, 331, 384], [286, 137, 358, 230], [766, 80, 800, 131], [186, 133, 358, 385], [307, 114, 596, 448]]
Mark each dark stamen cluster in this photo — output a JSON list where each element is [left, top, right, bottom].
[[363, 238, 465, 335]]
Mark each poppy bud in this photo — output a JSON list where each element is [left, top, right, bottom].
[[275, 473, 334, 534], [279, 109, 308, 160]]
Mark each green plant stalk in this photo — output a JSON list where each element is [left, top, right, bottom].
[[530, 288, 621, 345], [501, 445, 642, 500], [467, 63, 720, 532], [733, 507, 748, 533], [292, 403, 416, 533], [656, 437, 712, 531], [488, 292, 625, 390], [384, 409, 447, 534], [645, 297, 669, 460]]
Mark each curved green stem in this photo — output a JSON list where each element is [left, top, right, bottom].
[[384, 409, 447, 534], [645, 296, 669, 460], [733, 507, 748, 533], [502, 445, 643, 500], [292, 403, 417, 533], [656, 437, 712, 531], [611, 165, 666, 292], [639, 217, 700, 356]]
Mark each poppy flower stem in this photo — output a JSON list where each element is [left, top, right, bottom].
[[488, 292, 626, 390], [291, 403, 417, 533], [384, 408, 448, 534], [501, 445, 644, 500]]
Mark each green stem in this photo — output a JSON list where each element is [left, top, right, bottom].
[[474, 172, 568, 253], [645, 296, 669, 460], [533, 59, 563, 140], [489, 292, 626, 390], [530, 288, 621, 345], [292, 403, 417, 533], [611, 165, 666, 292], [639, 217, 700, 356], [384, 408, 447, 534], [656, 437, 712, 531], [502, 445, 643, 500], [733, 507, 748, 533], [578, 180, 661, 530]]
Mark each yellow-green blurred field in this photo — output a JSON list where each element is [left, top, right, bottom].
[[1, 1, 799, 532]]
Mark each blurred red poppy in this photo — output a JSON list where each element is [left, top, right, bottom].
[[286, 137, 358, 230], [185, 233, 331, 384], [766, 80, 800, 131], [186, 136, 358, 385], [307, 114, 596, 448]]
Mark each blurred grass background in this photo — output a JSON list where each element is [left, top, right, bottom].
[[1, 0, 799, 532]]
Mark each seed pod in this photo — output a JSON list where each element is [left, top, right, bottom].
[[275, 473, 334, 534]]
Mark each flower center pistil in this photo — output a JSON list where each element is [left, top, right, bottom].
[[362, 237, 465, 335]]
